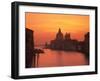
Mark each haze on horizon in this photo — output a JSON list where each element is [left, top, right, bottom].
[[25, 12, 89, 46]]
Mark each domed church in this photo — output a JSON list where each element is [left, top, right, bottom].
[[56, 28, 63, 41], [49, 28, 78, 51]]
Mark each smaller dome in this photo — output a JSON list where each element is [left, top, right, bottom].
[[65, 33, 71, 40]]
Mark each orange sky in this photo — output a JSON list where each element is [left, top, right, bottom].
[[26, 12, 89, 46]]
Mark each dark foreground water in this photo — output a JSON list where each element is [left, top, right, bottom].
[[32, 48, 89, 67]]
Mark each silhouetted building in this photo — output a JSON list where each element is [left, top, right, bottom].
[[46, 28, 89, 53], [65, 33, 70, 40], [82, 32, 89, 54], [48, 28, 78, 51], [64, 33, 78, 51], [50, 28, 64, 50], [56, 28, 63, 41], [26, 28, 34, 68]]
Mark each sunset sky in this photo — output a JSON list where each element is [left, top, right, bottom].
[[26, 12, 89, 46]]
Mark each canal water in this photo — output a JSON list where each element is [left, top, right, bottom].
[[32, 47, 89, 67]]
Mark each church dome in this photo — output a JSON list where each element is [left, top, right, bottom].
[[56, 28, 63, 40]]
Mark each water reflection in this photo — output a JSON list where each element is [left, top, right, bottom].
[[26, 28, 89, 68], [32, 48, 89, 68]]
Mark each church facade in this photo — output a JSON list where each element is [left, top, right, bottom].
[[49, 28, 79, 51]]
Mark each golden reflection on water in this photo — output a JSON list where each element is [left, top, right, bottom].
[[32, 48, 89, 67]]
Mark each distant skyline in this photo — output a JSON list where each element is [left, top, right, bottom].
[[25, 12, 89, 46]]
